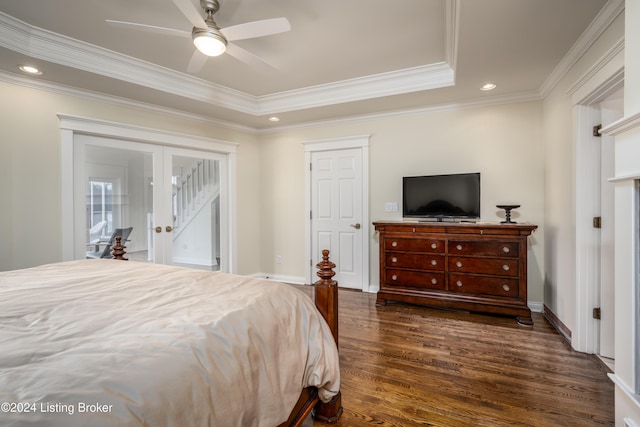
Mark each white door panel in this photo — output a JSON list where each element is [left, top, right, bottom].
[[311, 148, 362, 289]]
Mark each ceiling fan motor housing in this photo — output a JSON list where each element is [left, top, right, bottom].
[[201, 0, 220, 15], [192, 0, 227, 56]]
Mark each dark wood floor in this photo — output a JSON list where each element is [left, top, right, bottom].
[[311, 288, 614, 427]]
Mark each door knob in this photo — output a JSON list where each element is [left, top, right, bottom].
[[166, 226, 173, 232], [350, 223, 361, 229], [155, 226, 162, 233]]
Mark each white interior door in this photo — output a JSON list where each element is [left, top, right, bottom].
[[598, 87, 623, 360], [310, 148, 363, 289]]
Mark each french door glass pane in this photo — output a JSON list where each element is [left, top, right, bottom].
[[84, 145, 153, 261], [169, 154, 220, 271]]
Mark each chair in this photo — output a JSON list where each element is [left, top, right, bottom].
[[86, 227, 133, 259], [88, 220, 108, 243]]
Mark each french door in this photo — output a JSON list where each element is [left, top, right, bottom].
[[73, 134, 228, 271]]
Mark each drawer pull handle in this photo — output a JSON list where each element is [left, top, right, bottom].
[[431, 278, 437, 285], [503, 264, 510, 271], [391, 274, 398, 281], [431, 243, 437, 249], [503, 246, 510, 253], [456, 261, 462, 268], [391, 241, 398, 247], [456, 244, 463, 251], [431, 259, 437, 266], [503, 284, 510, 292], [391, 257, 398, 263], [456, 280, 463, 287]]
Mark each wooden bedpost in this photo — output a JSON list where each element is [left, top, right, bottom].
[[111, 236, 128, 261], [314, 249, 338, 346], [312, 249, 343, 424]]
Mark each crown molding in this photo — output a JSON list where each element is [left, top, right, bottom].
[[538, 0, 624, 97], [260, 90, 542, 134], [444, 0, 460, 72], [0, 12, 257, 114], [0, 11, 455, 117], [0, 69, 257, 134], [1, 63, 538, 136], [257, 63, 454, 114]]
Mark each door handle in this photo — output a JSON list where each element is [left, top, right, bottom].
[[155, 226, 162, 233], [350, 223, 361, 230], [166, 226, 173, 232]]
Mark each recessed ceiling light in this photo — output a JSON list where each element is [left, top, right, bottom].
[[481, 83, 496, 91], [19, 65, 42, 75], [268, 116, 280, 122]]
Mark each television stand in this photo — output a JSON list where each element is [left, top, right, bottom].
[[373, 221, 538, 325]]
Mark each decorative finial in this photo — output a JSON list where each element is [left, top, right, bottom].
[[315, 249, 336, 284], [111, 236, 128, 260]]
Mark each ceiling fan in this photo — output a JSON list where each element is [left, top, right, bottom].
[[106, 0, 291, 73]]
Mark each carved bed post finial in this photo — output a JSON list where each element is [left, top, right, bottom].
[[316, 249, 337, 285], [314, 249, 338, 346], [312, 249, 343, 424], [111, 236, 128, 261]]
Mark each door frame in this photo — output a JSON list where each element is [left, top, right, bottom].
[[303, 135, 370, 290], [568, 40, 624, 353], [59, 114, 238, 273]]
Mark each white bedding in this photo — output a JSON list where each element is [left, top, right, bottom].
[[0, 260, 340, 426]]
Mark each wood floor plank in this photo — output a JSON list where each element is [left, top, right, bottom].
[[309, 288, 614, 427]]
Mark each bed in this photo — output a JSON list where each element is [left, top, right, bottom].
[[0, 244, 342, 426]]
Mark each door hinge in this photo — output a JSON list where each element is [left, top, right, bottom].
[[593, 124, 602, 137], [593, 307, 601, 320], [593, 216, 602, 229], [309, 162, 312, 171], [310, 211, 312, 220]]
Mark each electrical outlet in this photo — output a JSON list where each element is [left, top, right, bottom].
[[276, 255, 282, 264], [385, 202, 398, 212]]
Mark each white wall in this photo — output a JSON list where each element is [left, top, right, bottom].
[[259, 101, 546, 303], [542, 12, 625, 334]]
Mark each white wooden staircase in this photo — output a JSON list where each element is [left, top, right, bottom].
[[172, 159, 219, 239]]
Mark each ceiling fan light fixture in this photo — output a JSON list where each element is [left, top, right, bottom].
[[193, 28, 227, 56]]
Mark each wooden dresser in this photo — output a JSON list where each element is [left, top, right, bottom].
[[373, 221, 537, 325]]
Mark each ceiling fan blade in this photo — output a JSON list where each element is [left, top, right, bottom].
[[187, 50, 208, 73], [171, 0, 207, 29], [106, 20, 191, 38], [225, 43, 276, 71], [221, 18, 291, 41]]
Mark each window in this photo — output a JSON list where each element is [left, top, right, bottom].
[[89, 179, 114, 234]]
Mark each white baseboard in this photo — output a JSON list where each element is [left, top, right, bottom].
[[249, 273, 306, 285], [172, 256, 216, 267], [528, 301, 544, 313]]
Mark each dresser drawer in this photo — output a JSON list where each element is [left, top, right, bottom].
[[385, 237, 444, 253], [448, 257, 518, 277], [448, 240, 519, 257], [384, 269, 445, 290], [386, 253, 444, 271], [448, 274, 519, 297]]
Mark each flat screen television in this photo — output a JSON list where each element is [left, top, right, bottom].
[[403, 172, 480, 221]]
